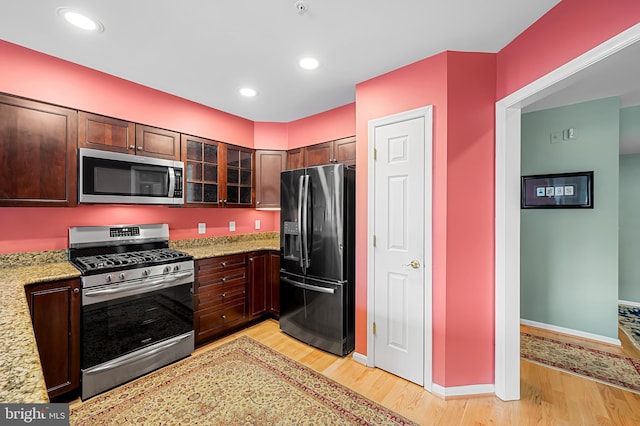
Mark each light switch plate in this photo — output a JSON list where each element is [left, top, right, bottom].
[[198, 223, 206, 234], [229, 221, 236, 232]]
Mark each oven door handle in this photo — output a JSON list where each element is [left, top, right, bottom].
[[84, 334, 192, 375], [84, 272, 194, 297], [85, 281, 167, 297]]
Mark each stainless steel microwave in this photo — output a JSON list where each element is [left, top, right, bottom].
[[78, 148, 184, 205]]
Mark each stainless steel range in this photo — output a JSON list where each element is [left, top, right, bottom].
[[69, 223, 194, 400]]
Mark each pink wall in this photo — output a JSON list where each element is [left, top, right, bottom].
[[254, 122, 288, 150], [0, 40, 282, 254], [355, 52, 496, 387], [0, 40, 254, 147], [287, 103, 356, 148], [497, 0, 640, 100], [355, 51, 449, 380], [0, 206, 279, 254]]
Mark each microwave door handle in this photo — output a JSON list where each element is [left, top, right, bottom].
[[168, 167, 176, 197], [297, 175, 305, 270]]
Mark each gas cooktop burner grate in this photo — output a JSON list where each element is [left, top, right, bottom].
[[73, 248, 191, 272]]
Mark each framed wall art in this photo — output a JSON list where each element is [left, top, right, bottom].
[[521, 171, 593, 209]]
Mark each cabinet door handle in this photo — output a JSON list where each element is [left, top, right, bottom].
[[137, 146, 142, 150], [221, 314, 227, 319], [73, 287, 80, 294], [129, 145, 135, 149], [221, 292, 226, 298]]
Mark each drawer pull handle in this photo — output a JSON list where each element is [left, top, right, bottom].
[[221, 292, 226, 297], [221, 314, 227, 319], [222, 262, 227, 267]]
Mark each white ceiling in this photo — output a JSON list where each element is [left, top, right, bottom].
[[0, 0, 561, 122]]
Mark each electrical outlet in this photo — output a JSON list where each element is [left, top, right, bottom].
[[229, 221, 236, 232], [198, 223, 206, 234], [255, 219, 261, 230]]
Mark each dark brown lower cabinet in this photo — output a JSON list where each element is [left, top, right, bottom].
[[269, 251, 280, 317], [25, 279, 80, 400], [193, 254, 248, 345], [248, 252, 268, 318], [194, 250, 281, 346]]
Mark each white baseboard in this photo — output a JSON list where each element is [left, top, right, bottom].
[[520, 319, 621, 346], [432, 383, 495, 399], [619, 299, 640, 308], [352, 351, 367, 365]]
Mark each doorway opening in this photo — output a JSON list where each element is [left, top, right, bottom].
[[495, 23, 640, 401]]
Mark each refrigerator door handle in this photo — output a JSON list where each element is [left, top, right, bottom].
[[298, 175, 305, 269], [281, 277, 335, 294], [302, 174, 311, 268]]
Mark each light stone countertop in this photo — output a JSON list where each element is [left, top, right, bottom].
[[0, 262, 81, 403], [0, 232, 279, 403]]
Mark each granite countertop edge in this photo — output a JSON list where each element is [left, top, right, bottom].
[[0, 234, 279, 404]]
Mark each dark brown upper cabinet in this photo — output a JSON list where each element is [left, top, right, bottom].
[[255, 150, 286, 209], [78, 112, 180, 160], [0, 94, 78, 207], [286, 136, 355, 169], [333, 136, 356, 166], [286, 147, 304, 170], [182, 136, 255, 208], [224, 145, 255, 207], [304, 141, 333, 167], [78, 111, 135, 154], [134, 124, 181, 160], [182, 134, 221, 206]]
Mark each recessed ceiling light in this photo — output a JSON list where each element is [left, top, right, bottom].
[[57, 8, 104, 32], [299, 57, 319, 70], [239, 87, 257, 97]]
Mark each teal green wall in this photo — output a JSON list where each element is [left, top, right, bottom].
[[619, 106, 640, 303], [620, 105, 640, 145], [521, 97, 620, 339], [619, 152, 640, 303]]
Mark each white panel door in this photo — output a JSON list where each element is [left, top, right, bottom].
[[372, 110, 430, 386]]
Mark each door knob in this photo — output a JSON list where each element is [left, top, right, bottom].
[[404, 260, 420, 269]]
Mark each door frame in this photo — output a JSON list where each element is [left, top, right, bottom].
[[495, 23, 640, 401], [367, 105, 433, 391]]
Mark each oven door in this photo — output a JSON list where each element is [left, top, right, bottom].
[[81, 281, 194, 399]]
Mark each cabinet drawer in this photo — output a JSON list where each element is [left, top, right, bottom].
[[194, 301, 246, 344], [196, 268, 247, 293], [197, 254, 247, 275], [195, 282, 246, 310]]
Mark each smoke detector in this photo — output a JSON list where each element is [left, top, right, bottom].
[[294, 1, 308, 15]]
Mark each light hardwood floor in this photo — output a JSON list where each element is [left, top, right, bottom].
[[71, 320, 640, 425]]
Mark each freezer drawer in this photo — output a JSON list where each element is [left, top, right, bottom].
[[279, 272, 354, 356]]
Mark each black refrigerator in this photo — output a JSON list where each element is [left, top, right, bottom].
[[279, 163, 356, 356]]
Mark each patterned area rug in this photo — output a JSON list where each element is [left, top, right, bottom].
[[520, 332, 640, 394], [619, 304, 640, 351], [70, 336, 418, 425]]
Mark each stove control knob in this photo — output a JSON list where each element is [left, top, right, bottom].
[[105, 274, 112, 283], [173, 265, 181, 272], [119, 273, 126, 281], [164, 266, 171, 274], [142, 269, 151, 277]]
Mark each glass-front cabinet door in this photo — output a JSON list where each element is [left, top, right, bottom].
[[181, 135, 220, 205], [225, 145, 254, 207]]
